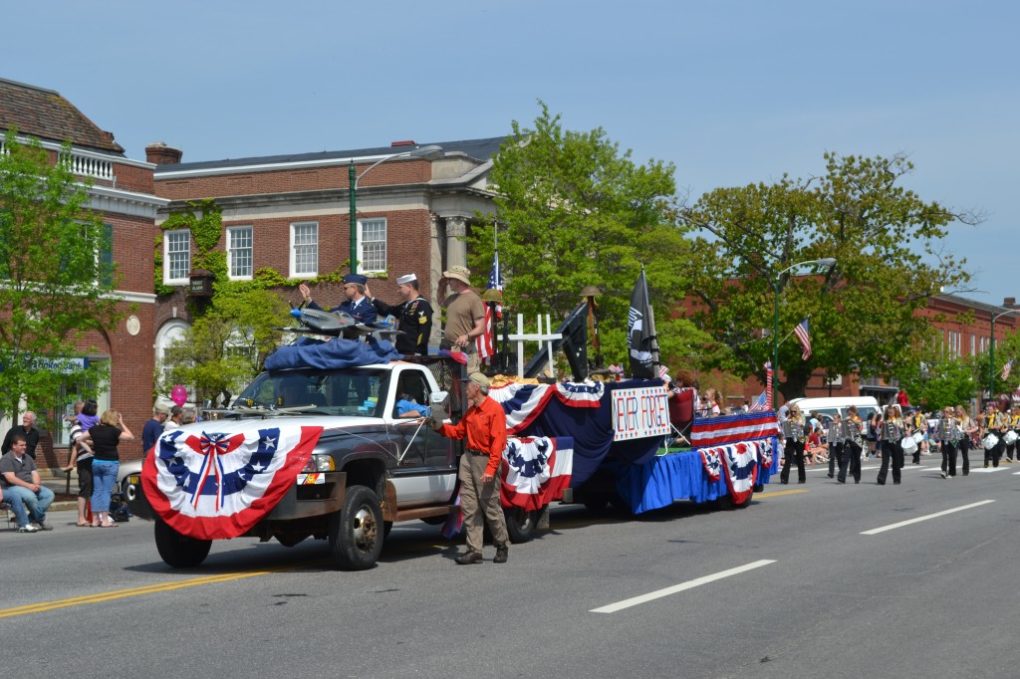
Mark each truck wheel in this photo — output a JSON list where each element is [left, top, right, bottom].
[[328, 485, 384, 570], [276, 534, 307, 548], [504, 507, 537, 544], [154, 518, 211, 568]]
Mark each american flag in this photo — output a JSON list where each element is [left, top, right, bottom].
[[1002, 360, 1013, 381], [476, 252, 503, 360], [794, 319, 812, 361], [748, 391, 769, 412]]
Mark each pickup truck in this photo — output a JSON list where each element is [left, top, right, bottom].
[[127, 354, 543, 570]]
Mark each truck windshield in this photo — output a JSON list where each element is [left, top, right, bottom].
[[232, 368, 391, 417]]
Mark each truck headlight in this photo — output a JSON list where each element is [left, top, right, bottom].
[[302, 454, 335, 472]]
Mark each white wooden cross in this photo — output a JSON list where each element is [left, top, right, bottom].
[[507, 313, 563, 378]]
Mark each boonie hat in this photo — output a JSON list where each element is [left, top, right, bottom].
[[441, 265, 471, 286]]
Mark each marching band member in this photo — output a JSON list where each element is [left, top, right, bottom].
[[780, 405, 807, 484], [937, 406, 962, 478], [838, 406, 864, 484], [877, 404, 904, 485], [957, 405, 975, 476], [1005, 406, 1020, 463], [827, 413, 844, 479], [985, 401, 1008, 468], [909, 407, 927, 464]]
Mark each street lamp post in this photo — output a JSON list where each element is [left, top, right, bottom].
[[347, 144, 443, 274], [770, 257, 836, 408], [989, 307, 1020, 399]]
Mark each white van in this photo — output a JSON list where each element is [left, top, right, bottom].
[[785, 396, 882, 428]]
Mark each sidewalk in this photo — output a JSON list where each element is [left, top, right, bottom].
[[40, 469, 80, 512]]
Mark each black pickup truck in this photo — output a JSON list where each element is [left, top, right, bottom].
[[127, 355, 539, 570]]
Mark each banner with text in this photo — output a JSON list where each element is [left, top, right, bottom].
[[611, 386, 671, 441]]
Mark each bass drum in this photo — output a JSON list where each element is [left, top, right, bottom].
[[983, 433, 1000, 451]]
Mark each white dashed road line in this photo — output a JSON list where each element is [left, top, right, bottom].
[[590, 559, 776, 614], [860, 500, 996, 536]]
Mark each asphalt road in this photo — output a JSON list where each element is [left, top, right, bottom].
[[3, 455, 1019, 679]]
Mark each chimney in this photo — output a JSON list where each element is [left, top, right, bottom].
[[146, 142, 183, 165], [1005, 297, 1017, 308], [390, 139, 416, 148]]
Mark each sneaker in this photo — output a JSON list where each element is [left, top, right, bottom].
[[940, 470, 947, 479], [17, 524, 39, 533], [30, 522, 53, 531]]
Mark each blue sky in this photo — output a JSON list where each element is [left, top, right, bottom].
[[5, 0, 1016, 304]]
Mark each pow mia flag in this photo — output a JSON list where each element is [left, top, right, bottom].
[[628, 269, 659, 378]]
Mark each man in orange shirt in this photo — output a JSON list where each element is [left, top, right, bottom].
[[433, 372, 510, 564]]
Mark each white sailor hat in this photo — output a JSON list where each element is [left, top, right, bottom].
[[396, 273, 417, 285]]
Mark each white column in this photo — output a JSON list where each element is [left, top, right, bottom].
[[445, 216, 468, 269]]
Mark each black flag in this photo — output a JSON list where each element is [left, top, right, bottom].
[[628, 269, 658, 378]]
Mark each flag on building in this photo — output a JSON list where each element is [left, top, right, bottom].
[[794, 319, 812, 361], [628, 269, 658, 378], [476, 251, 503, 360]]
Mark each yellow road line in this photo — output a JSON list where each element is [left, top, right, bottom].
[[0, 569, 273, 620], [755, 488, 809, 499]]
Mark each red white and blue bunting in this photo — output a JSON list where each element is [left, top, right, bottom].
[[499, 436, 573, 511], [489, 381, 603, 434], [142, 422, 323, 540], [690, 411, 781, 448], [699, 447, 723, 482], [719, 441, 761, 505]]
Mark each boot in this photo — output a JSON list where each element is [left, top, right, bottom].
[[494, 545, 509, 564], [455, 551, 483, 565]]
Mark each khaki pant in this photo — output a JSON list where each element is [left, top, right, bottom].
[[459, 452, 508, 554]]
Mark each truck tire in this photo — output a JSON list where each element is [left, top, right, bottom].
[[504, 507, 537, 544], [154, 518, 212, 568], [328, 485, 384, 570]]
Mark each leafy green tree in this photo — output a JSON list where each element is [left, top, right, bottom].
[[0, 130, 120, 420], [160, 286, 291, 405], [898, 350, 980, 411], [470, 103, 715, 371], [682, 153, 975, 400]]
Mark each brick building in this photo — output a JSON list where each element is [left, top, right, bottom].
[[148, 137, 504, 365], [0, 77, 167, 467], [726, 293, 1020, 410]]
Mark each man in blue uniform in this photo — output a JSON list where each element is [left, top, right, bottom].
[[299, 274, 378, 329]]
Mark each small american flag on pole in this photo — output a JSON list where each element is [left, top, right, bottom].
[[794, 319, 812, 361], [748, 391, 769, 412], [476, 252, 503, 360]]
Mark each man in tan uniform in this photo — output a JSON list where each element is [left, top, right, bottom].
[[439, 265, 486, 374]]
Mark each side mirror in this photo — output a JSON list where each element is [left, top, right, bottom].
[[430, 391, 450, 422]]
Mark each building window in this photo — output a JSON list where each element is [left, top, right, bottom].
[[290, 222, 318, 277], [164, 229, 191, 284], [970, 335, 976, 356], [227, 226, 253, 279], [948, 330, 961, 357], [359, 218, 387, 274]]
